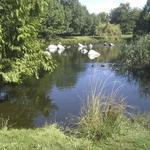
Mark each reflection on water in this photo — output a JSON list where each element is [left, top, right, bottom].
[[0, 45, 150, 128], [0, 75, 57, 128], [113, 67, 150, 98]]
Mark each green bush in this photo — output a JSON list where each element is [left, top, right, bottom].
[[120, 34, 150, 69], [96, 23, 122, 42], [0, 0, 56, 83], [0, 40, 56, 83]]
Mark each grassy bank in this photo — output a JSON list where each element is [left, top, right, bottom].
[[47, 34, 133, 45], [0, 125, 97, 150], [0, 121, 149, 150]]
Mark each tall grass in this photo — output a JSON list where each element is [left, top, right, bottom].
[[74, 72, 126, 141], [77, 78, 126, 141], [78, 95, 125, 141], [0, 117, 9, 129]]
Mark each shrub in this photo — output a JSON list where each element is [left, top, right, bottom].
[[96, 23, 122, 42], [0, 1, 56, 83], [0, 40, 56, 83], [120, 34, 150, 69]]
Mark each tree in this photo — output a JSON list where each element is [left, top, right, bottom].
[[0, 0, 56, 83], [60, 0, 82, 34], [80, 6, 93, 35], [134, 0, 150, 35], [110, 3, 141, 34], [97, 12, 109, 23], [89, 13, 100, 35], [60, 0, 94, 35], [96, 23, 122, 41], [39, 0, 66, 39]]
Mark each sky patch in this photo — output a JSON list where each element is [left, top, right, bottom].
[[79, 0, 147, 14]]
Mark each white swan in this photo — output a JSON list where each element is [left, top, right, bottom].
[[57, 43, 65, 54], [78, 46, 83, 51], [78, 43, 87, 50], [81, 49, 88, 54], [88, 50, 100, 60], [78, 43, 84, 47], [46, 44, 58, 53], [109, 43, 115, 47], [89, 44, 93, 49], [104, 42, 108, 46]]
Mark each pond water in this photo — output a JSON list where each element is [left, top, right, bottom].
[[0, 45, 150, 128]]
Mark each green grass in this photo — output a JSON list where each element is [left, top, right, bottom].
[[0, 121, 149, 150], [0, 125, 97, 150], [0, 120, 150, 150], [99, 121, 150, 150]]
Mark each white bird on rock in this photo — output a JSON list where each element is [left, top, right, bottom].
[[57, 43, 65, 54], [88, 50, 100, 60], [89, 43, 93, 49]]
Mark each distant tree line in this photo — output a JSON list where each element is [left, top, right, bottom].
[[110, 0, 150, 36], [39, 0, 110, 38], [39, 0, 150, 37]]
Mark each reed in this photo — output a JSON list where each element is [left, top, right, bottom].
[[77, 78, 126, 141]]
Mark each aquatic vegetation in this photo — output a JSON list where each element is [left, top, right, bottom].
[[120, 34, 150, 69]]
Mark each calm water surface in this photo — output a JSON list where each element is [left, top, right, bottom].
[[0, 45, 150, 128]]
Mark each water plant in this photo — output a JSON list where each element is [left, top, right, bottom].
[[120, 34, 150, 69]]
